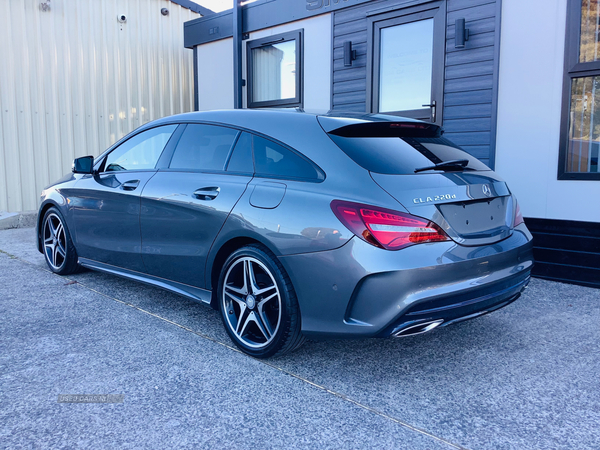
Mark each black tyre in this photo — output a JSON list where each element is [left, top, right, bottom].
[[217, 244, 305, 358], [41, 207, 80, 275]]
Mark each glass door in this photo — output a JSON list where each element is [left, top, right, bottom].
[[370, 3, 445, 123]]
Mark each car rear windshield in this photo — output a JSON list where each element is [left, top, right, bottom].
[[328, 130, 490, 175]]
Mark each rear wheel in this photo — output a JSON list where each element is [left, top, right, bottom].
[[218, 245, 304, 358], [42, 207, 80, 275]]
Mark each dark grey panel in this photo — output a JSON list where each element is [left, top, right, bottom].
[[447, 2, 496, 21], [447, 0, 495, 12], [184, 0, 374, 48], [335, 102, 367, 112], [444, 103, 492, 119], [329, 0, 500, 163], [446, 46, 495, 65], [184, 11, 233, 48], [244, 0, 371, 34], [333, 42, 367, 59], [332, 78, 367, 94], [333, 66, 367, 83], [445, 60, 494, 79], [445, 75, 494, 93], [333, 30, 368, 48], [331, 102, 367, 112], [446, 16, 495, 38], [334, 20, 368, 36], [445, 89, 493, 106], [445, 31, 495, 53], [333, 53, 367, 71], [333, 91, 367, 105], [443, 117, 491, 132], [458, 145, 490, 159], [443, 131, 491, 146], [334, 4, 374, 24]]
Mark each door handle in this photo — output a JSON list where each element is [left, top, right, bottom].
[[121, 180, 140, 191], [422, 100, 436, 122], [193, 187, 220, 200]]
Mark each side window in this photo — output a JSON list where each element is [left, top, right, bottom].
[[246, 30, 303, 108], [559, 0, 600, 179], [169, 124, 239, 171], [104, 125, 177, 172], [252, 135, 321, 181], [226, 132, 254, 173]]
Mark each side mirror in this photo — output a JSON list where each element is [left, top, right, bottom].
[[72, 156, 94, 174]]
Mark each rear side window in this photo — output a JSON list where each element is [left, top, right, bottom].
[[328, 134, 489, 175], [226, 132, 254, 173], [169, 124, 239, 171], [252, 135, 322, 181]]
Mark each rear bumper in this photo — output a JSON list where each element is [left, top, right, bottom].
[[279, 224, 533, 339], [381, 271, 529, 337]]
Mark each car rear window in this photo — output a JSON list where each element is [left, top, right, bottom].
[[328, 130, 490, 175]]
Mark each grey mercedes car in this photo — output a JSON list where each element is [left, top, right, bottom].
[[37, 109, 533, 358]]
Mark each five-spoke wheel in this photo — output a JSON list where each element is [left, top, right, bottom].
[[41, 207, 80, 275], [43, 212, 67, 271], [222, 257, 282, 348], [218, 245, 304, 358]]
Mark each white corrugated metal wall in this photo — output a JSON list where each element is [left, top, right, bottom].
[[0, 0, 198, 212]]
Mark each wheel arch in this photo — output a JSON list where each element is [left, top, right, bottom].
[[207, 235, 280, 309]]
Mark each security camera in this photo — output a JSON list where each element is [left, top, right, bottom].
[[117, 14, 127, 23]]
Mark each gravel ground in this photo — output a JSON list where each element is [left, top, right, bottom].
[[1, 227, 598, 450]]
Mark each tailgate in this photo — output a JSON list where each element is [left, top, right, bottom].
[[371, 172, 515, 246]]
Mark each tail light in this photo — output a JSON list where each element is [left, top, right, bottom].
[[330, 200, 449, 250], [513, 200, 524, 227]]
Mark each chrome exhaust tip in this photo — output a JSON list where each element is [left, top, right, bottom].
[[394, 319, 444, 337]]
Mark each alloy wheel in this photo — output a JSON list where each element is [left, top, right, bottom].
[[222, 256, 282, 349], [43, 213, 67, 271]]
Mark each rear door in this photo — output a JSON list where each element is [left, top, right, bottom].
[[71, 125, 178, 271], [139, 123, 253, 288]]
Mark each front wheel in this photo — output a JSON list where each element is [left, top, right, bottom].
[[41, 207, 80, 275], [217, 245, 304, 358]]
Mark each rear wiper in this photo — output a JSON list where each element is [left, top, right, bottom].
[[414, 159, 470, 173]]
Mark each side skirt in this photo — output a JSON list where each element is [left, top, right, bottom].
[[78, 257, 212, 305]]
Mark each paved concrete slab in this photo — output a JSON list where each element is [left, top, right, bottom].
[[0, 211, 37, 230], [0, 227, 599, 449]]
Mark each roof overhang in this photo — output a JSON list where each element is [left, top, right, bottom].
[[184, 0, 373, 48], [170, 0, 215, 16]]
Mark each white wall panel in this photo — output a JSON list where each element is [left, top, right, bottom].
[[245, 14, 332, 111], [495, 0, 600, 222], [197, 38, 235, 111], [0, 0, 198, 212], [195, 14, 332, 112]]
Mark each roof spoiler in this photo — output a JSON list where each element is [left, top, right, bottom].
[[326, 121, 443, 138]]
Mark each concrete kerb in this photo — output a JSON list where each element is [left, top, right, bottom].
[[0, 211, 38, 230]]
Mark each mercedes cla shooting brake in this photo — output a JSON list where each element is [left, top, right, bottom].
[[37, 110, 533, 358]]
